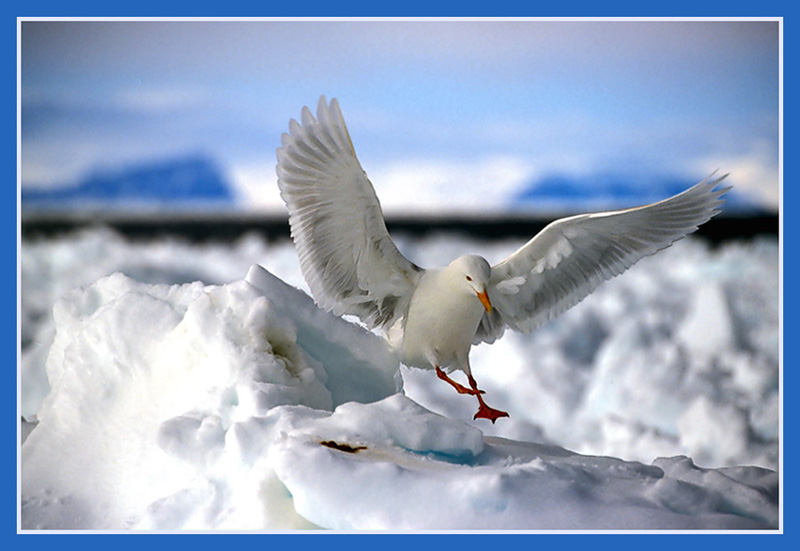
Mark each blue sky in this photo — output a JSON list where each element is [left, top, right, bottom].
[[20, 19, 780, 215]]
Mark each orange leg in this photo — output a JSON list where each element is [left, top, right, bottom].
[[435, 366, 484, 395], [467, 373, 509, 424]]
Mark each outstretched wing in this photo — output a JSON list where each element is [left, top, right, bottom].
[[475, 174, 730, 343], [276, 96, 422, 330]]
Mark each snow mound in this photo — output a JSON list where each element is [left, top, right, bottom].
[[20, 266, 778, 530], [244, 265, 400, 406], [22, 267, 396, 529]]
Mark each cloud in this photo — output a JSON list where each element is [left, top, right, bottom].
[[365, 155, 535, 216], [113, 85, 210, 114], [229, 163, 283, 212], [228, 155, 535, 217]]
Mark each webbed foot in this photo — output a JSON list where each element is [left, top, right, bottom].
[[473, 403, 510, 423]]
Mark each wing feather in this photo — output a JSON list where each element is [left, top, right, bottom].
[[276, 96, 422, 329], [476, 174, 730, 343]]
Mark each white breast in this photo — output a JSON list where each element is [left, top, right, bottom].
[[398, 268, 485, 372]]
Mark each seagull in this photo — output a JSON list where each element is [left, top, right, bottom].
[[276, 96, 730, 423]]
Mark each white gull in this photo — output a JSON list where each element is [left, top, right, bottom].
[[276, 96, 729, 423]]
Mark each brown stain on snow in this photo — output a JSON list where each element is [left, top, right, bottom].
[[320, 440, 368, 454]]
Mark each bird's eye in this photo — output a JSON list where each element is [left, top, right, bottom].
[[465, 276, 473, 281]]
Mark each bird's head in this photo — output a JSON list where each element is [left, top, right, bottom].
[[449, 255, 493, 313]]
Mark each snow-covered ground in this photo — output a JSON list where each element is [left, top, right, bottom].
[[19, 227, 780, 530]]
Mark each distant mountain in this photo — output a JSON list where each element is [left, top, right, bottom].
[[22, 155, 235, 210], [514, 173, 765, 215]]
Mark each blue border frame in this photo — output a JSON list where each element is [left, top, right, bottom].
[[8, 3, 793, 549]]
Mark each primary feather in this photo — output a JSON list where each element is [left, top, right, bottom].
[[476, 174, 730, 343], [276, 96, 422, 330]]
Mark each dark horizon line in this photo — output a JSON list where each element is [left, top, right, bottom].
[[21, 211, 779, 244]]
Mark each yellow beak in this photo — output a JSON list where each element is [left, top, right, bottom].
[[476, 289, 492, 314]]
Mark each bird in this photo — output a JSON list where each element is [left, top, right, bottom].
[[275, 96, 730, 423]]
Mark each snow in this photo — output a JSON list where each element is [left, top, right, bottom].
[[19, 228, 780, 530], [265, 397, 776, 530]]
